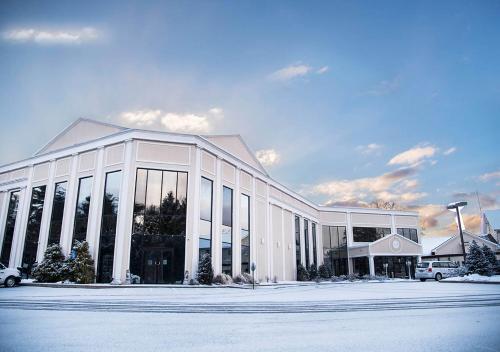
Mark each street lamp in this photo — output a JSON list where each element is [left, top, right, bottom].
[[447, 201, 467, 262]]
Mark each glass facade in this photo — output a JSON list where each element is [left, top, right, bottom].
[[240, 194, 250, 273], [353, 257, 369, 276], [353, 227, 390, 242], [397, 228, 418, 243], [130, 169, 187, 284], [312, 223, 317, 267], [304, 219, 309, 268], [47, 181, 67, 246], [295, 216, 301, 267], [0, 191, 20, 266], [221, 186, 233, 276], [199, 177, 213, 259], [72, 177, 93, 244], [96, 171, 122, 283], [21, 186, 47, 277], [322, 225, 348, 276], [374, 256, 416, 278]]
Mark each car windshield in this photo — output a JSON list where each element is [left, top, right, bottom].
[[417, 262, 429, 268]]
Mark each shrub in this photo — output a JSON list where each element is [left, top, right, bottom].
[[465, 240, 492, 276], [66, 241, 95, 284], [197, 254, 214, 285], [32, 244, 67, 283], [318, 264, 331, 279], [296, 264, 310, 281], [308, 264, 318, 280], [234, 272, 255, 284], [481, 244, 497, 268], [213, 273, 233, 285]]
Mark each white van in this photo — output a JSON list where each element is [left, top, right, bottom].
[[415, 261, 459, 281], [0, 263, 21, 287]]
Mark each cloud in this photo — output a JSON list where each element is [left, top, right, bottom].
[[255, 149, 281, 166], [388, 144, 437, 166], [316, 66, 329, 74], [269, 64, 312, 81], [443, 147, 457, 156], [356, 143, 382, 155], [121, 110, 161, 126], [2, 27, 99, 45], [366, 76, 400, 96], [161, 113, 210, 133], [208, 107, 224, 119], [310, 166, 426, 205], [479, 170, 500, 182]]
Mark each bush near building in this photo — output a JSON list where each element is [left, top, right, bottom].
[[318, 264, 331, 279], [296, 264, 310, 281], [197, 254, 214, 285], [32, 244, 67, 283], [308, 264, 318, 280], [66, 241, 95, 284], [465, 240, 493, 276]]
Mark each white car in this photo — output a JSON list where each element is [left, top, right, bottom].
[[0, 263, 21, 287], [415, 261, 459, 281]]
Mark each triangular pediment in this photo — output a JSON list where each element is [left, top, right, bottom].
[[36, 118, 127, 155], [203, 135, 268, 175], [369, 234, 423, 255]]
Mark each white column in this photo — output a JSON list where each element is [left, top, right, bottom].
[[299, 217, 305, 267], [250, 177, 256, 271], [265, 184, 271, 280], [369, 255, 375, 276], [36, 160, 56, 262], [280, 208, 286, 280], [346, 211, 353, 274], [292, 213, 297, 279], [308, 220, 313, 267], [233, 169, 241, 277], [113, 140, 134, 283], [87, 147, 105, 264], [212, 158, 222, 274], [0, 190, 11, 252], [60, 154, 79, 255], [390, 214, 397, 234], [189, 147, 201, 279], [12, 166, 34, 268]]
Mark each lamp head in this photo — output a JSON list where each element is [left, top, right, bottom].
[[447, 201, 467, 210]]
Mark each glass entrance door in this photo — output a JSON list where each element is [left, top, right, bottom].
[[143, 249, 174, 284]]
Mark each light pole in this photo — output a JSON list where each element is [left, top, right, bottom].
[[447, 201, 468, 262]]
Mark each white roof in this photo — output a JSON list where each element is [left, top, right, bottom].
[[420, 236, 451, 256]]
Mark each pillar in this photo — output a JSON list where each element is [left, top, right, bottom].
[[369, 255, 375, 276]]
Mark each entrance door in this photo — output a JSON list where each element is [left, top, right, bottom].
[[143, 249, 174, 284]]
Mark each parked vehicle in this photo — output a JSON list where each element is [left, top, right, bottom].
[[415, 261, 459, 281], [0, 263, 21, 287]]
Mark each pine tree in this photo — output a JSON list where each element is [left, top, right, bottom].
[[197, 253, 214, 285], [308, 263, 318, 280], [465, 240, 492, 276], [318, 264, 331, 279], [296, 263, 310, 281], [67, 241, 95, 284], [481, 244, 497, 268], [32, 244, 67, 283]]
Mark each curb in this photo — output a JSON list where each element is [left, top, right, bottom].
[[440, 280, 500, 285]]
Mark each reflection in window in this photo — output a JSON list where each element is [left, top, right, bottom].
[[97, 171, 122, 283], [0, 191, 20, 266], [199, 177, 213, 259], [222, 186, 233, 276], [47, 182, 67, 246], [22, 186, 47, 276], [397, 228, 418, 243], [312, 223, 317, 267], [241, 194, 250, 273], [353, 227, 390, 242], [322, 225, 348, 276], [304, 219, 309, 268], [295, 216, 301, 267], [130, 168, 188, 284], [72, 177, 93, 244]]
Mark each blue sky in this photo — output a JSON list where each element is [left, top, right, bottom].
[[0, 0, 499, 236]]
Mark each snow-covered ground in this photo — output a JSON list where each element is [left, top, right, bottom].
[[0, 281, 499, 351], [443, 274, 500, 282]]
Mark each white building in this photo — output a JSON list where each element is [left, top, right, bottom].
[[0, 118, 422, 284]]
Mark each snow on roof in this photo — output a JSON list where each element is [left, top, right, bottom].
[[420, 236, 452, 256]]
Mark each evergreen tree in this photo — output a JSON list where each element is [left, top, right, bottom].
[[481, 244, 497, 268], [32, 244, 66, 283], [318, 264, 331, 279], [67, 241, 95, 284], [296, 263, 310, 281], [465, 240, 492, 276], [308, 263, 318, 280], [197, 253, 214, 285]]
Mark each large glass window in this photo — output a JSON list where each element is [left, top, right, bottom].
[[199, 177, 213, 259], [221, 186, 233, 276], [304, 219, 309, 268], [22, 186, 47, 277], [353, 227, 390, 242], [322, 225, 348, 276], [241, 194, 250, 273], [47, 182, 67, 246], [96, 171, 122, 283], [295, 216, 301, 267], [72, 177, 93, 244], [130, 168, 188, 284], [0, 191, 20, 266], [312, 223, 317, 267], [374, 256, 416, 279], [397, 228, 418, 243]]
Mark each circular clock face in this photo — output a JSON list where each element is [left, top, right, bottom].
[[391, 239, 401, 252]]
